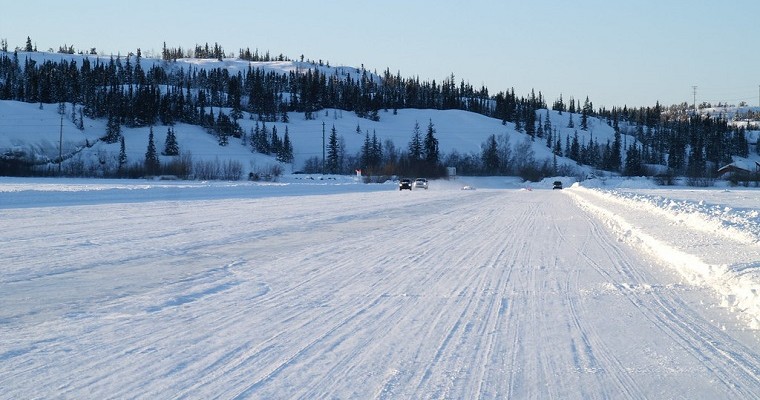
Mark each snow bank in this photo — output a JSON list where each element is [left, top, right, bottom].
[[567, 185, 760, 329]]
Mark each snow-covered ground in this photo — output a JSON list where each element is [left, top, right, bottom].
[[2, 176, 759, 398]]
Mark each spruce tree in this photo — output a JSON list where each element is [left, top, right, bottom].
[[423, 119, 439, 165], [554, 137, 563, 157], [250, 123, 260, 153], [119, 136, 127, 171], [371, 130, 382, 168], [624, 143, 645, 176], [163, 127, 179, 156], [611, 129, 622, 171], [77, 108, 84, 131], [326, 125, 340, 173], [103, 113, 122, 144], [270, 125, 280, 156], [408, 121, 423, 160], [278, 126, 294, 163], [145, 128, 160, 174], [580, 96, 591, 131], [570, 131, 581, 162], [361, 130, 372, 170], [481, 134, 500, 173], [543, 111, 552, 136]]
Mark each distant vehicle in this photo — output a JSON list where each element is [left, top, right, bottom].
[[399, 178, 412, 190], [413, 178, 429, 190], [552, 181, 563, 190], [461, 185, 476, 190]]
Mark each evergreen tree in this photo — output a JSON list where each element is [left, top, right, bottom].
[[732, 128, 749, 158], [259, 121, 270, 153], [371, 130, 382, 168], [326, 125, 340, 173], [103, 113, 122, 144], [423, 119, 439, 165], [524, 106, 536, 139], [270, 125, 280, 156], [610, 128, 622, 171], [361, 130, 372, 170], [687, 141, 706, 178], [497, 134, 512, 174], [250, 122, 260, 153], [580, 96, 591, 130], [553, 137, 563, 157], [408, 121, 423, 160], [570, 130, 581, 162], [163, 127, 179, 156], [277, 126, 294, 163], [118, 136, 127, 171], [280, 106, 289, 123], [145, 127, 160, 173], [481, 134, 500, 173], [543, 111, 552, 136], [77, 108, 84, 131], [623, 143, 643, 176], [536, 118, 544, 140], [553, 94, 565, 114]]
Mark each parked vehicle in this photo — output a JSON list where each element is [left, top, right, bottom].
[[552, 181, 563, 190], [399, 178, 412, 190], [413, 178, 429, 190]]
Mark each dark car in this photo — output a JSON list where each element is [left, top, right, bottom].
[[399, 178, 412, 190], [552, 181, 563, 190]]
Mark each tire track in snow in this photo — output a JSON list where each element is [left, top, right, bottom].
[[180, 191, 511, 399], [569, 189, 760, 398], [556, 215, 646, 399]]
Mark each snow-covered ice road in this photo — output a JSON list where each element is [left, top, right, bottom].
[[1, 181, 759, 399]]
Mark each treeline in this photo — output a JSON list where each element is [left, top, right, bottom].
[[0, 40, 756, 181], [160, 42, 290, 63], [593, 103, 753, 179], [0, 48, 508, 129]]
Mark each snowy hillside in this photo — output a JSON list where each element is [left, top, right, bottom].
[[1, 50, 642, 178], [4, 50, 380, 85], [0, 97, 623, 177], [4, 50, 759, 181]]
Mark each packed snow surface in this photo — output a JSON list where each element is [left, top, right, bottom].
[[2, 176, 760, 399]]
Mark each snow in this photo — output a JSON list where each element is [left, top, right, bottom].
[[3, 50, 760, 398], [1, 50, 651, 178], [2, 176, 760, 398]]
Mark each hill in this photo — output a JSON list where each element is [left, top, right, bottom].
[[0, 96, 614, 179], [2, 50, 758, 181]]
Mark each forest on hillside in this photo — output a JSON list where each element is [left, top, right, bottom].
[[0, 39, 757, 182]]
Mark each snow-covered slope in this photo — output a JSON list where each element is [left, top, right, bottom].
[[1, 51, 634, 177], [0, 97, 622, 177]]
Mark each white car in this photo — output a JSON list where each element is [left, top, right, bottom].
[[413, 178, 428, 190]]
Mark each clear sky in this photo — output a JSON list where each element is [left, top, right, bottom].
[[2, 0, 759, 108]]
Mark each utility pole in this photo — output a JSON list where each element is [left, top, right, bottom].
[[322, 121, 326, 174], [58, 113, 63, 174]]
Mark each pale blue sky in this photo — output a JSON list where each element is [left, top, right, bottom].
[[2, 0, 759, 108]]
